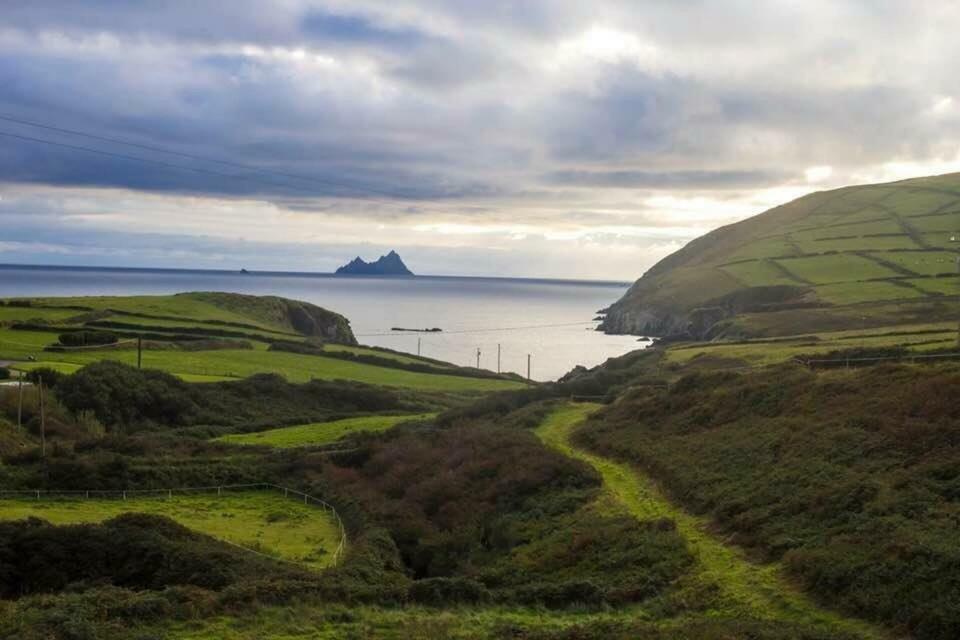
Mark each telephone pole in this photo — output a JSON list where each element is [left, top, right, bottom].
[[957, 249, 960, 348], [476, 348, 481, 369], [417, 337, 421, 356], [38, 375, 46, 459], [137, 335, 143, 369], [527, 354, 531, 381], [952, 232, 959, 347], [497, 344, 501, 374], [16, 370, 23, 429]]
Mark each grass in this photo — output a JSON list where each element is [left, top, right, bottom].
[[27, 294, 289, 332], [166, 604, 646, 640], [0, 491, 342, 570], [324, 343, 454, 367], [813, 280, 927, 304], [535, 404, 884, 639], [867, 251, 958, 276], [720, 261, 799, 287], [216, 413, 437, 448], [603, 174, 960, 341], [774, 254, 897, 284], [0, 307, 81, 324], [0, 328, 523, 392], [908, 277, 960, 295], [93, 313, 300, 341], [664, 327, 956, 366]]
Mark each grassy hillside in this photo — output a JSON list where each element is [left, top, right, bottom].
[[215, 413, 437, 448], [577, 363, 960, 639], [601, 172, 960, 339]]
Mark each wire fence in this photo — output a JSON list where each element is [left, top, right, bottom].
[[0, 482, 347, 566]]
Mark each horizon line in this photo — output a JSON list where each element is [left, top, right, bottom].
[[0, 262, 633, 288]]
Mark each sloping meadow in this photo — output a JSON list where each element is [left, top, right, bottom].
[[576, 362, 960, 640]]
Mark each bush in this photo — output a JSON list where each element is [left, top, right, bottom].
[[55, 362, 196, 430], [0, 368, 9, 381], [25, 367, 64, 389], [408, 577, 490, 605], [57, 330, 119, 347]]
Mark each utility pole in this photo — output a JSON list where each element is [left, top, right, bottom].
[[38, 375, 46, 459], [476, 348, 481, 369], [953, 232, 959, 348], [137, 335, 143, 369], [527, 354, 531, 381], [497, 343, 501, 374], [16, 370, 23, 429], [417, 337, 421, 357]]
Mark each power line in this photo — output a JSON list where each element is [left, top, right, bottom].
[[0, 113, 425, 202], [0, 130, 326, 196]]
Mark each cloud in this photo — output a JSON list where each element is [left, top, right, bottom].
[[2, 2, 960, 278]]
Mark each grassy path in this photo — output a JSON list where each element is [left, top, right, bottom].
[[535, 403, 887, 639]]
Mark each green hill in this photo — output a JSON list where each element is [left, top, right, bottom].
[[601, 173, 960, 339]]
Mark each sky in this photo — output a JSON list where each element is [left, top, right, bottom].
[[2, 1, 960, 280]]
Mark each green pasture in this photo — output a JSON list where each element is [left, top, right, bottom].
[[0, 306, 81, 324], [323, 343, 453, 367], [884, 189, 958, 216], [775, 254, 897, 284], [0, 325, 522, 391], [909, 212, 960, 232], [27, 294, 288, 332], [665, 327, 956, 366], [0, 491, 342, 570], [720, 260, 798, 287], [728, 237, 799, 262], [1, 338, 523, 391], [813, 281, 926, 304], [813, 218, 903, 235], [866, 251, 957, 276], [908, 277, 959, 295], [89, 313, 299, 341], [921, 232, 958, 249], [216, 413, 437, 448]]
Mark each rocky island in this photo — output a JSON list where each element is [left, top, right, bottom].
[[335, 250, 414, 276]]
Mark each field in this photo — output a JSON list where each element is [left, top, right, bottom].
[[0, 491, 342, 570], [774, 254, 896, 284], [26, 294, 296, 333], [601, 173, 960, 339], [664, 323, 957, 366], [0, 293, 525, 392], [216, 413, 437, 448]]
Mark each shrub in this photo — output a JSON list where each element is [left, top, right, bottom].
[[57, 330, 119, 347], [25, 367, 64, 389], [408, 577, 490, 605]]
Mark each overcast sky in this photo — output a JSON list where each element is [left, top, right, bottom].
[[2, 1, 960, 279]]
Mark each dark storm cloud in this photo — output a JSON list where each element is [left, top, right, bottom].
[[3, 1, 960, 277]]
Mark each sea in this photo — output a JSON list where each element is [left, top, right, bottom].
[[0, 265, 647, 381]]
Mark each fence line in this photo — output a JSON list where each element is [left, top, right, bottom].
[[798, 351, 960, 366], [0, 482, 347, 566]]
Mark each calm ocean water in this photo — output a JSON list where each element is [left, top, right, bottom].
[[0, 265, 647, 380]]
